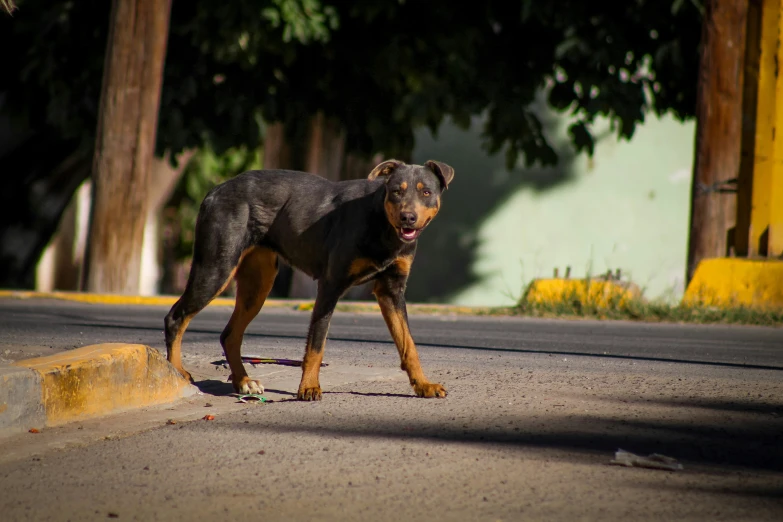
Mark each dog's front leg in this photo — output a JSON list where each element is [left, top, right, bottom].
[[297, 281, 341, 401], [373, 273, 447, 398]]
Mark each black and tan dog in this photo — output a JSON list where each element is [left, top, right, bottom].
[[164, 159, 454, 400]]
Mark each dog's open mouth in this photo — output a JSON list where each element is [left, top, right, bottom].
[[399, 227, 422, 242]]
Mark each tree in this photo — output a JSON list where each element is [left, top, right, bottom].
[[1, 0, 702, 291], [82, 0, 172, 294], [262, 0, 701, 168], [247, 0, 702, 296], [0, 0, 337, 290]]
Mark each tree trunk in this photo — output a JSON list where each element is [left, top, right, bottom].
[[139, 149, 194, 295], [341, 152, 384, 181], [262, 121, 296, 297], [83, 0, 172, 294], [35, 181, 92, 292], [686, 0, 749, 283], [263, 122, 293, 170], [288, 112, 347, 298], [262, 117, 367, 299]]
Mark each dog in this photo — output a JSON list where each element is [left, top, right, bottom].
[[164, 159, 454, 400]]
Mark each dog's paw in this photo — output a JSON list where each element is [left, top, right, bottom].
[[174, 366, 194, 383], [233, 376, 264, 395], [297, 386, 322, 401], [413, 381, 447, 398]]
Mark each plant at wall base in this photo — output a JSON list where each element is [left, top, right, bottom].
[[515, 277, 783, 326]]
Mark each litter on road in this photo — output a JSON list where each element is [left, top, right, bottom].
[[230, 393, 272, 404], [610, 449, 684, 471]]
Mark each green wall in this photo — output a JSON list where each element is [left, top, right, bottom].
[[408, 108, 696, 306]]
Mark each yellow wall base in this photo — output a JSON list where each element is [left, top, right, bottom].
[[683, 258, 783, 309], [523, 279, 641, 309]]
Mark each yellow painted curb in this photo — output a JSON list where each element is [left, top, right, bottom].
[[14, 344, 196, 426], [0, 290, 235, 307], [683, 258, 783, 309], [0, 290, 495, 316], [523, 278, 641, 308]]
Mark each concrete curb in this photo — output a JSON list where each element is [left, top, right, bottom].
[[0, 289, 499, 316], [0, 344, 197, 437], [0, 365, 45, 436]]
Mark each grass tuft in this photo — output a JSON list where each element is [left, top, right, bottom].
[[513, 280, 783, 326]]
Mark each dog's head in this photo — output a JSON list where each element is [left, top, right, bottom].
[[368, 159, 454, 243]]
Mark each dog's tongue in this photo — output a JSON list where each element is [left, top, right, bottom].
[[401, 228, 418, 240]]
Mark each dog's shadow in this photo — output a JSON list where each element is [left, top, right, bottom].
[[193, 380, 412, 400], [192, 379, 236, 396], [193, 380, 299, 397]]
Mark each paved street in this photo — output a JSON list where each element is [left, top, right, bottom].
[[0, 298, 782, 521]]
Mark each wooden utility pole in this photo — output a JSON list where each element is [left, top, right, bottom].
[[83, 0, 172, 293], [686, 0, 749, 283]]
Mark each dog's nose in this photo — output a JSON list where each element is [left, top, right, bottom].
[[400, 212, 417, 226]]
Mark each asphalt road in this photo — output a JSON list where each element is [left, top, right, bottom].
[[1, 298, 782, 370], [0, 298, 782, 521]]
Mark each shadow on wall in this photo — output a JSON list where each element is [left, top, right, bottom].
[[407, 112, 578, 303]]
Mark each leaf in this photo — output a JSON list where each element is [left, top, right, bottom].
[[568, 121, 595, 156], [549, 82, 577, 111]]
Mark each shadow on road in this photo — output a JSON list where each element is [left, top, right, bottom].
[[192, 379, 235, 395], [220, 399, 783, 475]]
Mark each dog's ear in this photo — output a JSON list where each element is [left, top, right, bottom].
[[425, 160, 455, 190], [367, 159, 404, 180]]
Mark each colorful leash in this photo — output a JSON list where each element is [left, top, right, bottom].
[[240, 356, 328, 367], [211, 356, 328, 368]]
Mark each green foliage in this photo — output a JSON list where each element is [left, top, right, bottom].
[[0, 0, 339, 157], [1, 0, 702, 170], [267, 0, 702, 167], [167, 146, 262, 260], [540, 1, 702, 165], [515, 281, 783, 326], [263, 0, 338, 43]]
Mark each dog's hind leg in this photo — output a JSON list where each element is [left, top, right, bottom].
[[220, 247, 278, 394], [164, 242, 242, 382]]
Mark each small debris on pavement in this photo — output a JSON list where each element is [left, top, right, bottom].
[[108, 512, 119, 518], [203, 415, 215, 421], [28, 428, 40, 434], [230, 393, 271, 404], [166, 419, 177, 425], [258, 450, 266, 455], [204, 403, 213, 407], [610, 449, 683, 471]]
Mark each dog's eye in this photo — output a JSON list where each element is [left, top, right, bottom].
[[391, 190, 401, 197], [422, 190, 431, 197]]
